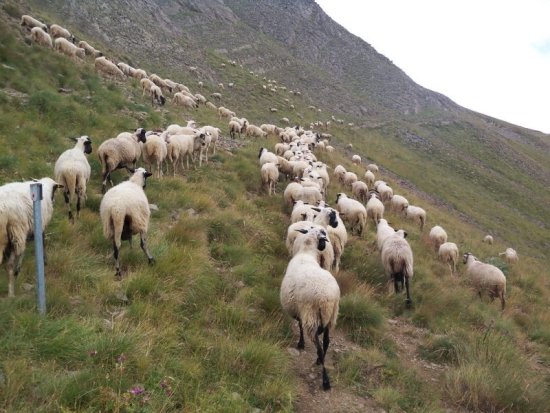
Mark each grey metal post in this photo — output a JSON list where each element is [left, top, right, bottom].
[[30, 183, 46, 315]]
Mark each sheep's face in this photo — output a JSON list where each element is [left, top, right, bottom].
[[137, 128, 147, 143], [83, 137, 92, 154], [463, 252, 473, 264]]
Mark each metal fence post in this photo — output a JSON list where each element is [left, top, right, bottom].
[[30, 183, 46, 315]]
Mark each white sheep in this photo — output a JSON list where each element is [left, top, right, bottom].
[[79, 41, 102, 57], [283, 181, 323, 207], [149, 74, 171, 92], [404, 205, 426, 231], [165, 131, 207, 174], [205, 101, 217, 111], [49, 24, 73, 41], [30, 27, 52, 48], [97, 128, 146, 193], [366, 192, 384, 225], [290, 200, 318, 224], [364, 170, 375, 186], [258, 147, 278, 166], [463, 253, 506, 309], [366, 164, 379, 173], [0, 178, 61, 297], [54, 136, 92, 222], [280, 227, 339, 390], [117, 62, 135, 76], [333, 165, 346, 184], [483, 235, 494, 245], [100, 168, 154, 277], [218, 106, 236, 120], [312, 206, 347, 273], [438, 242, 459, 276], [173, 92, 197, 110], [20, 15, 47, 32], [285, 222, 335, 272], [352, 154, 361, 165], [343, 171, 358, 189], [246, 125, 267, 139], [377, 183, 393, 203], [141, 133, 167, 179], [351, 181, 369, 204], [376, 218, 395, 251], [499, 248, 518, 264], [201, 126, 221, 155], [390, 194, 409, 214], [210, 92, 222, 100], [54, 37, 84, 60], [381, 229, 414, 305], [335, 193, 367, 236], [429, 225, 448, 252], [132, 68, 147, 80], [261, 162, 279, 196], [95, 57, 125, 79]]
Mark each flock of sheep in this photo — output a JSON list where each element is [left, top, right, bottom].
[[2, 13, 519, 391]]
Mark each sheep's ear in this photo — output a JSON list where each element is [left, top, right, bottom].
[[295, 229, 308, 234], [311, 207, 321, 212], [144, 171, 153, 178], [403, 231, 408, 238]]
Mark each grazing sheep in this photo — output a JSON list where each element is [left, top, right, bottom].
[[49, 24, 74, 41], [351, 181, 369, 204], [205, 101, 217, 111], [280, 117, 290, 124], [377, 183, 393, 203], [366, 193, 385, 225], [54, 136, 92, 222], [326, 145, 335, 153], [194, 93, 207, 105], [364, 170, 375, 186], [149, 74, 171, 92], [390, 194, 409, 214], [117, 62, 135, 76], [0, 177, 62, 297], [218, 106, 236, 120], [376, 218, 395, 251], [141, 133, 167, 179], [366, 163, 379, 173], [258, 147, 278, 166], [352, 154, 361, 165], [483, 235, 494, 245], [499, 248, 518, 264], [463, 253, 506, 309], [333, 165, 346, 184], [97, 128, 147, 193], [261, 162, 279, 196], [438, 242, 459, 276], [280, 227, 340, 390], [148, 85, 166, 107], [132, 68, 147, 80], [343, 171, 358, 189], [54, 37, 84, 60], [30, 27, 52, 48], [335, 193, 367, 236], [165, 132, 207, 174], [210, 92, 222, 100], [100, 168, 154, 277], [198, 81, 203, 88], [173, 92, 197, 110], [228, 120, 244, 139], [79, 41, 102, 57], [404, 205, 426, 231], [429, 225, 448, 252], [381, 229, 414, 305], [20, 15, 47, 32], [95, 56, 124, 79], [246, 124, 267, 139]]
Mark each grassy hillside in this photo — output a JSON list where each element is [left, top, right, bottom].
[[1, 9, 549, 413]]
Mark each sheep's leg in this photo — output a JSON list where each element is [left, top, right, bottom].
[[393, 276, 400, 293], [405, 277, 412, 307], [500, 292, 506, 310], [101, 171, 110, 194], [140, 233, 155, 264], [314, 326, 331, 390], [7, 252, 16, 297], [322, 326, 330, 358], [296, 317, 305, 349], [113, 240, 122, 277]]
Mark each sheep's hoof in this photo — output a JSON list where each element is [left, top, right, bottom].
[[405, 298, 413, 308], [148, 257, 156, 265]]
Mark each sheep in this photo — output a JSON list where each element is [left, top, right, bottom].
[[49, 24, 74, 41], [404, 205, 426, 231], [483, 235, 494, 245], [132, 68, 147, 80], [312, 206, 347, 273], [377, 183, 393, 203], [205, 101, 217, 111], [210, 92, 222, 100], [376, 218, 395, 251], [390, 194, 409, 214], [283, 181, 323, 207], [30, 27, 53, 48], [463, 253, 506, 309], [381, 229, 414, 305], [173, 92, 197, 110], [198, 81, 203, 88], [148, 85, 166, 107], [258, 148, 278, 166], [54, 136, 92, 222], [97, 128, 147, 193], [149, 74, 171, 92], [218, 106, 236, 120], [245, 125, 267, 139], [79, 41, 102, 57], [54, 37, 85, 60], [165, 132, 207, 174], [366, 164, 379, 173], [195, 93, 207, 105], [280, 227, 340, 390], [280, 117, 290, 124], [290, 200, 319, 224], [141, 133, 167, 179], [429, 225, 448, 252], [335, 193, 367, 236], [364, 170, 375, 186], [95, 56, 124, 79], [438, 242, 459, 276], [201, 126, 221, 155], [100, 168, 155, 277], [499, 248, 518, 264], [0, 177, 62, 297], [366, 193, 385, 225], [351, 181, 369, 204], [343, 171, 358, 189], [352, 154, 361, 165], [226, 120, 242, 139], [20, 15, 47, 32], [285, 222, 334, 272], [333, 165, 346, 184], [261, 162, 279, 196], [117, 62, 135, 76]]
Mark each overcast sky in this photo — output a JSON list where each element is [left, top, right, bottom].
[[316, 0, 550, 134]]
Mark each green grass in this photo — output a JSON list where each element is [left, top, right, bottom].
[[0, 12, 549, 413]]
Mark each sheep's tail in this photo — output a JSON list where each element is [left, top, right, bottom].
[[98, 151, 107, 174], [62, 171, 77, 198], [103, 205, 124, 244], [419, 215, 425, 231], [302, 301, 339, 342]]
